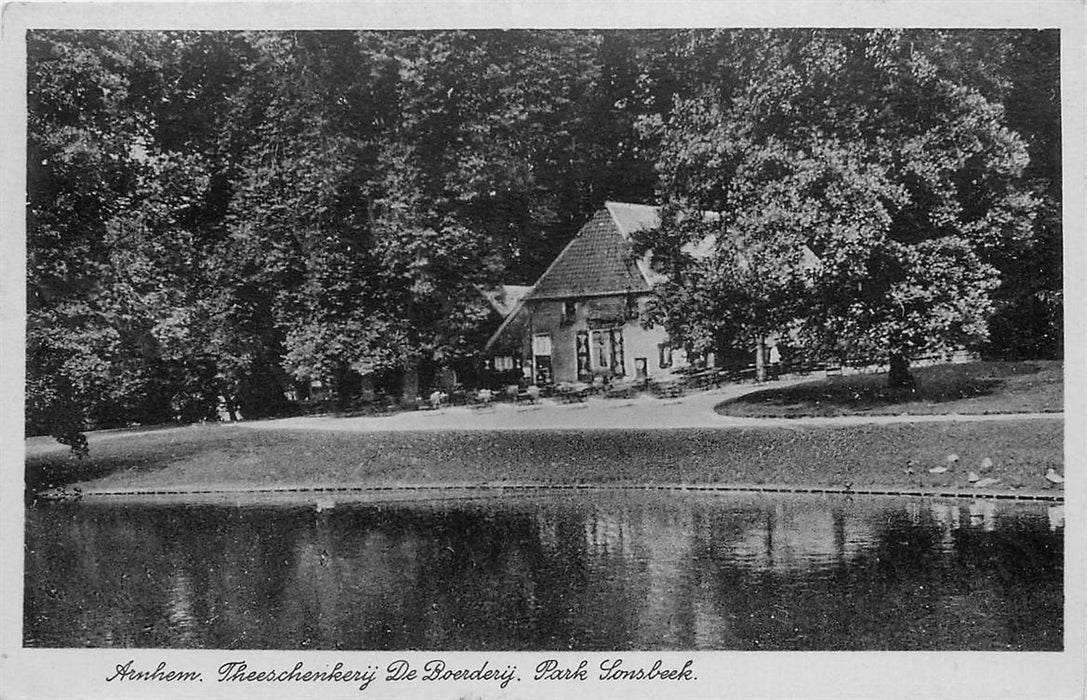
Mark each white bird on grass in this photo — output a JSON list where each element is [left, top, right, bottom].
[[1045, 469, 1064, 485], [930, 454, 959, 474], [980, 457, 994, 472], [967, 472, 980, 483]]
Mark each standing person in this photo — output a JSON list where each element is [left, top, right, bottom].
[[768, 345, 781, 380]]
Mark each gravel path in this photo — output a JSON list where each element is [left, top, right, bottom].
[[238, 381, 1063, 434]]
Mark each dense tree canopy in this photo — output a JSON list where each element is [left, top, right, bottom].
[[638, 29, 1051, 386], [25, 28, 1061, 450]]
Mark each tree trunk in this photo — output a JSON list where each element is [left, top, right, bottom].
[[333, 361, 351, 412], [888, 353, 914, 390], [754, 335, 767, 382], [401, 355, 420, 407]]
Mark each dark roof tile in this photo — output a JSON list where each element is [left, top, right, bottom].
[[528, 208, 651, 300]]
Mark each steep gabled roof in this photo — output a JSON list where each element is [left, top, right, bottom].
[[526, 203, 655, 301], [484, 201, 821, 351], [522, 201, 820, 302]]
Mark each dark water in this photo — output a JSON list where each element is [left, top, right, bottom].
[[24, 492, 1063, 650]]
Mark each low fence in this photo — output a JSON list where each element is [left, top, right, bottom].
[[74, 480, 1064, 504]]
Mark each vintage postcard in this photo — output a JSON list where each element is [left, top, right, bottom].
[[1, 1, 1084, 699]]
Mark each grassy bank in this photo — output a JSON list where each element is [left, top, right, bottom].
[[716, 361, 1062, 418], [26, 418, 1063, 497]]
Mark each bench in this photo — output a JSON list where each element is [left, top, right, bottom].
[[650, 379, 686, 399], [552, 384, 589, 403]]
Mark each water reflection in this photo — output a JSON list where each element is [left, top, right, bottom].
[[24, 493, 1062, 650]]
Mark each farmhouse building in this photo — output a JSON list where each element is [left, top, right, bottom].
[[485, 202, 692, 386], [485, 201, 823, 387]]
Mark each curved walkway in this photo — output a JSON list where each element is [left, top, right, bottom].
[[240, 381, 1062, 434]]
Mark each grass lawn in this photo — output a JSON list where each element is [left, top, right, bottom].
[[716, 360, 1062, 418], [25, 418, 1063, 496]]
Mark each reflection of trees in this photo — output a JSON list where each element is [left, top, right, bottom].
[[26, 504, 174, 646], [819, 501, 1062, 650], [411, 508, 549, 649], [24, 496, 1062, 651], [25, 503, 308, 648], [706, 502, 872, 573], [684, 499, 879, 649], [157, 506, 305, 648], [945, 507, 1063, 650], [164, 564, 196, 646], [281, 516, 426, 649], [676, 498, 1061, 650]]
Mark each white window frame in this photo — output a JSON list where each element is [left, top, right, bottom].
[[532, 333, 552, 356]]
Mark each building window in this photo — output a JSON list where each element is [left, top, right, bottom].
[[589, 328, 625, 376], [659, 343, 673, 369], [532, 334, 552, 356], [533, 334, 553, 386], [562, 300, 577, 325], [494, 356, 515, 372]]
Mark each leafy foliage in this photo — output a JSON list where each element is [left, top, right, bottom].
[[641, 30, 1043, 384], [25, 29, 1060, 451]]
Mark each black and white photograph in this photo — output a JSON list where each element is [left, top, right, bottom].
[[1, 2, 1084, 699]]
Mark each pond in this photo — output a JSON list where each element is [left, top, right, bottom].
[[24, 491, 1062, 650]]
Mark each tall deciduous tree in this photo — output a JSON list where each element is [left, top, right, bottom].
[[26, 29, 1060, 453], [355, 31, 582, 401], [27, 30, 264, 445], [641, 29, 1038, 387], [26, 31, 174, 452]]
